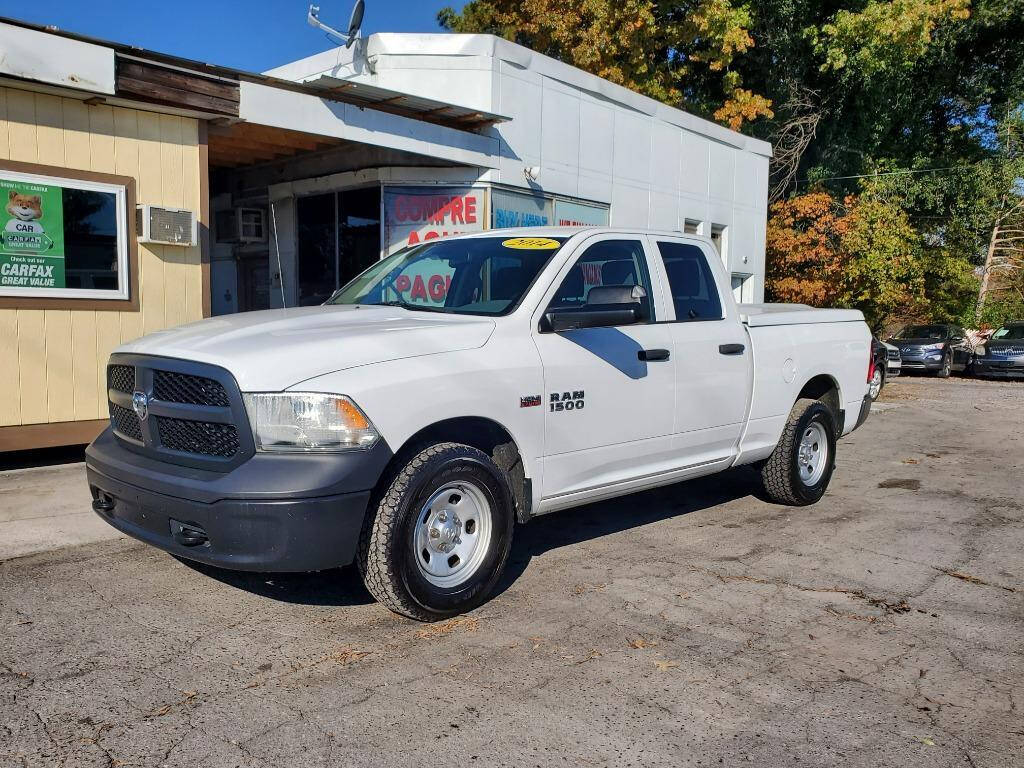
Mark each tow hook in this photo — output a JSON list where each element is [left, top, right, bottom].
[[170, 519, 210, 548]]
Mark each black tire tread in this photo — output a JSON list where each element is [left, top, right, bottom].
[[760, 398, 820, 506], [357, 441, 491, 622]]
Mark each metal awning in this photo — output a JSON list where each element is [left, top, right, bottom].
[[301, 75, 510, 131]]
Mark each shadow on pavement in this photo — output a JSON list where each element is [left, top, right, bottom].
[[493, 465, 763, 598], [175, 465, 764, 608]]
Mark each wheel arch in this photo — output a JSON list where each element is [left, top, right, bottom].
[[383, 416, 532, 523], [795, 374, 842, 431]]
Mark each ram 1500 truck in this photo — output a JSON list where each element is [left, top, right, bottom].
[[86, 228, 873, 620]]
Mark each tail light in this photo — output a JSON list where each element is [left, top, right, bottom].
[[867, 347, 876, 384]]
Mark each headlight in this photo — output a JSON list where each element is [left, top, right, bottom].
[[242, 393, 379, 452], [921, 343, 943, 351], [975, 345, 988, 357]]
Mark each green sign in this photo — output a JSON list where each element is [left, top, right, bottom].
[[0, 178, 65, 290]]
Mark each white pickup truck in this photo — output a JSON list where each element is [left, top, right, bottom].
[[86, 228, 873, 620]]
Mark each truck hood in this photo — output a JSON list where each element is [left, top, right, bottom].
[[116, 305, 496, 391]]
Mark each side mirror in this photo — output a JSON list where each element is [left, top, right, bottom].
[[541, 285, 646, 333], [542, 305, 639, 332]]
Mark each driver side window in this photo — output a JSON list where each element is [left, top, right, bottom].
[[547, 239, 654, 321]]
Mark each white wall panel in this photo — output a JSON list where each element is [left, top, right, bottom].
[[578, 99, 614, 178], [649, 189, 679, 231], [708, 141, 736, 201], [541, 83, 580, 175], [680, 132, 710, 198], [612, 110, 651, 184], [610, 181, 650, 228], [650, 122, 682, 193]]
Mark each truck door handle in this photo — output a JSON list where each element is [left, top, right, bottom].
[[638, 348, 671, 362], [719, 344, 745, 355]]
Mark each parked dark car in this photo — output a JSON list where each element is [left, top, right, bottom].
[[888, 324, 973, 377], [972, 321, 1024, 379]]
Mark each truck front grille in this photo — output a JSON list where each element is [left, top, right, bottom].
[[105, 355, 253, 471], [153, 370, 229, 407], [108, 364, 135, 394], [156, 416, 239, 457], [109, 402, 143, 441]]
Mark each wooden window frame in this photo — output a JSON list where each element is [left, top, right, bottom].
[[0, 159, 139, 311]]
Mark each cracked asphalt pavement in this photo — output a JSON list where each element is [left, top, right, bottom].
[[2, 375, 1022, 767]]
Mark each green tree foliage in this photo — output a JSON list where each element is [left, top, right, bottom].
[[439, 0, 1024, 327]]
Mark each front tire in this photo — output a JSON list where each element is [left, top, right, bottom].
[[936, 352, 952, 378], [358, 442, 515, 621], [761, 398, 837, 506]]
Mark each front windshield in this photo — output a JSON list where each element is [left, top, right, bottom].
[[992, 325, 1024, 340], [896, 324, 948, 340], [327, 236, 566, 316]]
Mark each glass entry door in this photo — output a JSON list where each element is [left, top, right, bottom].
[[296, 186, 381, 306]]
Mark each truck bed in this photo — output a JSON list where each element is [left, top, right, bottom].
[[739, 303, 865, 327]]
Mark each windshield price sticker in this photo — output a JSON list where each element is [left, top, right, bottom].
[[501, 237, 561, 250]]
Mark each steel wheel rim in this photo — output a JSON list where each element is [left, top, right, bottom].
[[943, 356, 951, 375], [869, 369, 882, 399], [797, 421, 829, 486], [413, 481, 493, 588]]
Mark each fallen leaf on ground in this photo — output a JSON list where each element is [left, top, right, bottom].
[[628, 637, 658, 649], [654, 660, 679, 671], [416, 616, 480, 638], [916, 736, 936, 746], [332, 648, 371, 664]]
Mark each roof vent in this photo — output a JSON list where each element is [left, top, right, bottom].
[[136, 205, 197, 246]]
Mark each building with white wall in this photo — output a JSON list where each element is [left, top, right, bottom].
[[247, 33, 772, 310]]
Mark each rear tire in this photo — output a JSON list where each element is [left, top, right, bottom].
[[358, 442, 515, 621], [761, 398, 837, 506], [868, 366, 884, 401]]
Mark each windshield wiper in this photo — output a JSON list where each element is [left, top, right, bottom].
[[376, 300, 447, 313]]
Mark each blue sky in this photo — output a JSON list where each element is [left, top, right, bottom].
[[5, 1, 459, 73]]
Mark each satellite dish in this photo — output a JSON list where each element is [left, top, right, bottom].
[[307, 1, 365, 49], [346, 0, 365, 47]]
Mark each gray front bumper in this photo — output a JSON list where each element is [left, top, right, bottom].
[[85, 428, 393, 572]]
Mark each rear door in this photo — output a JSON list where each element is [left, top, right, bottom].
[[532, 234, 676, 502], [649, 237, 751, 465]]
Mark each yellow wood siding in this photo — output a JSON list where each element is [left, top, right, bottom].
[[0, 86, 205, 428]]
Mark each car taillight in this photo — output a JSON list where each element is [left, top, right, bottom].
[[867, 349, 876, 383]]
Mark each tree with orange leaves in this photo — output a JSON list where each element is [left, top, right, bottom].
[[766, 192, 924, 329]]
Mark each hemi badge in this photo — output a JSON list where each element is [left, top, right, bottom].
[[520, 395, 542, 408]]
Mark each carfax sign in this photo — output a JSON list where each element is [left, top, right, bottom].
[[0, 177, 65, 289]]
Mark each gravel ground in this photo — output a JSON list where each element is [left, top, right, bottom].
[[1, 375, 1022, 767]]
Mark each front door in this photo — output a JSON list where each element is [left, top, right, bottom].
[[532, 235, 676, 502]]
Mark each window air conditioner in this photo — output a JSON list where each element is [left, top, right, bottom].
[[136, 205, 198, 246]]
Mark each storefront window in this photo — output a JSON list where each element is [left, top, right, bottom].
[[296, 187, 381, 307], [0, 169, 130, 301]]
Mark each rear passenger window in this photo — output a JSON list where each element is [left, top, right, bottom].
[[656, 241, 723, 321]]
